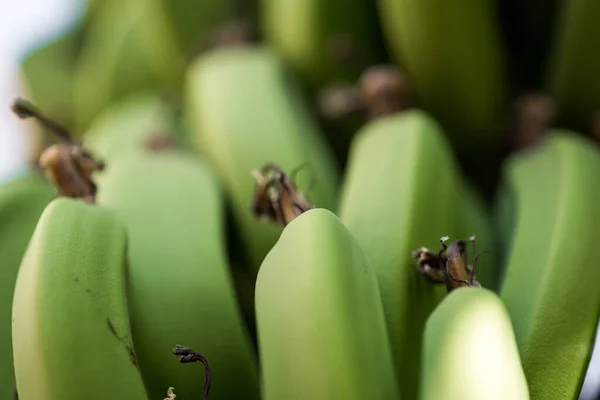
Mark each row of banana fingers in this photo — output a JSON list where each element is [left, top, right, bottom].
[[3, 42, 600, 400]]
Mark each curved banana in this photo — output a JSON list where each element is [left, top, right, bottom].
[[0, 170, 55, 400], [497, 131, 600, 399], [96, 149, 260, 399], [184, 44, 340, 273], [255, 208, 400, 399], [338, 108, 495, 398], [545, 0, 600, 130], [376, 0, 508, 152], [11, 197, 148, 399], [261, 0, 385, 91], [420, 287, 529, 400]]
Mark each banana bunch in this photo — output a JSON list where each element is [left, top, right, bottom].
[[9, 0, 600, 399]]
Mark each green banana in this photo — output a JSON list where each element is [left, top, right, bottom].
[[376, 0, 508, 151], [338, 108, 496, 398], [83, 91, 177, 162], [146, 0, 237, 56], [72, 0, 182, 131], [0, 170, 55, 400], [255, 208, 400, 399], [497, 131, 600, 399], [96, 150, 260, 399], [11, 197, 148, 399], [184, 44, 340, 273], [545, 0, 600, 130], [261, 0, 385, 91], [420, 287, 529, 400]]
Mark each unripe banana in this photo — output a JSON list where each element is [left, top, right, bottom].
[[497, 131, 600, 399], [83, 91, 177, 162], [73, 0, 181, 131], [0, 170, 55, 400], [376, 0, 508, 153], [96, 150, 260, 399], [184, 44, 340, 273], [545, 0, 600, 130], [145, 0, 236, 56], [338, 109, 496, 398], [12, 197, 148, 399], [261, 0, 385, 91], [420, 287, 530, 400], [255, 208, 400, 399]]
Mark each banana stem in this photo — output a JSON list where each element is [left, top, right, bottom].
[[172, 345, 211, 400], [317, 65, 410, 122], [513, 93, 555, 150], [10, 99, 104, 203]]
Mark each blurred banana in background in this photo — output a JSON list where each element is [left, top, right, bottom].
[[4, 0, 600, 398]]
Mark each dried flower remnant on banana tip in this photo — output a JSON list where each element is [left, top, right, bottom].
[[172, 345, 211, 400], [317, 64, 411, 122], [10, 98, 105, 203], [412, 236, 482, 293], [250, 162, 316, 226]]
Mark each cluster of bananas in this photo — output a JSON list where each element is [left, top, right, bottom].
[[4, 0, 600, 399]]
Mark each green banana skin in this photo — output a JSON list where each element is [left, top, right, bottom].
[[96, 150, 260, 400], [420, 287, 530, 400], [12, 197, 147, 399], [148, 0, 236, 56], [83, 91, 177, 163], [255, 208, 400, 400], [376, 0, 508, 151], [184, 45, 340, 274], [261, 0, 385, 91], [546, 0, 600, 130], [338, 109, 496, 399], [73, 0, 182, 131], [497, 131, 600, 399], [0, 170, 55, 400]]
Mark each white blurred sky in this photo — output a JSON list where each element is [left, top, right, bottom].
[[0, 1, 600, 398], [0, 0, 83, 184]]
